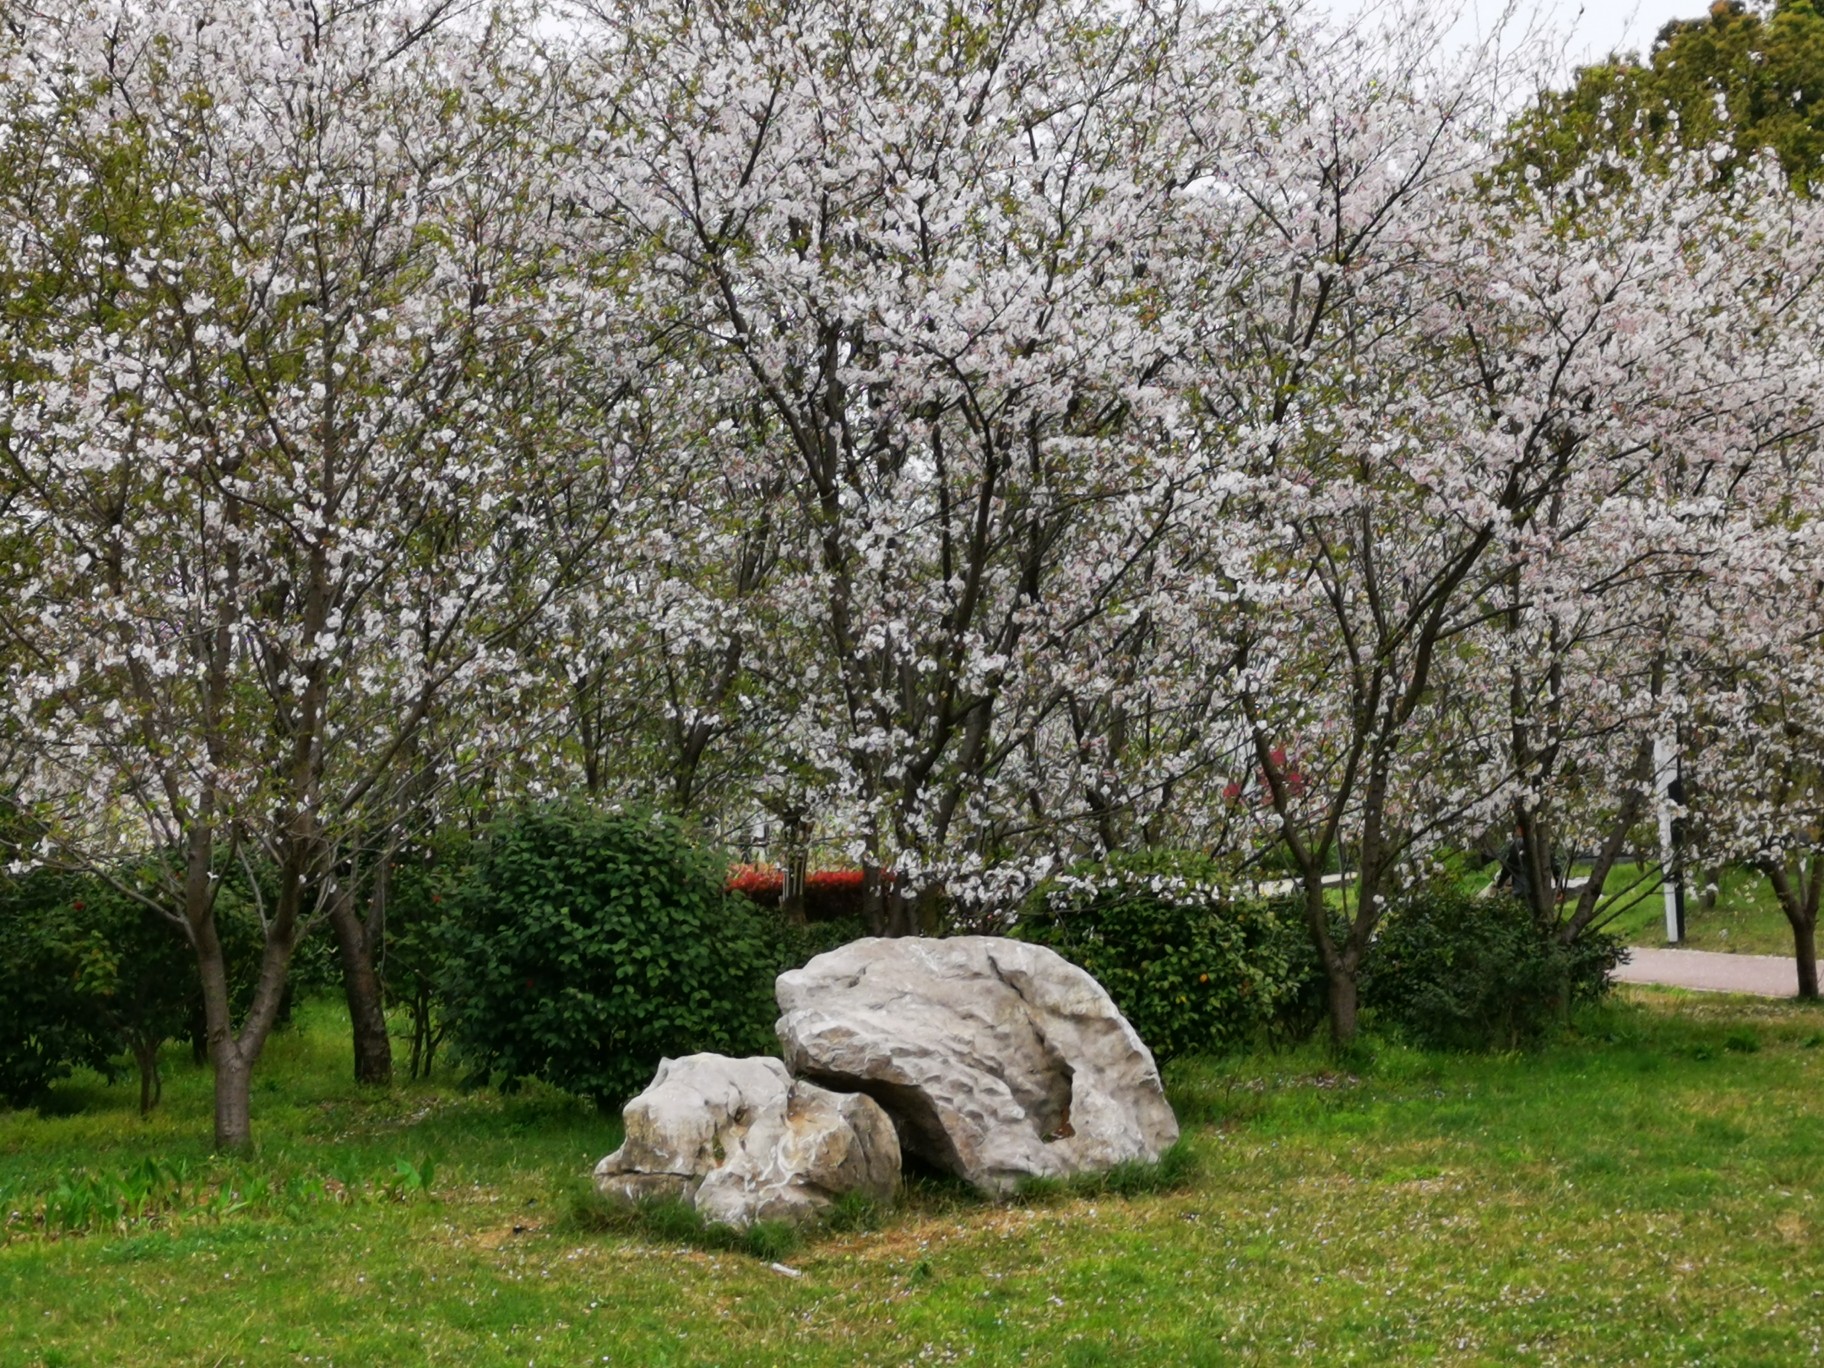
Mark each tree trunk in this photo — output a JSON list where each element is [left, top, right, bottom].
[[1793, 914, 1819, 1001], [329, 894, 393, 1086], [1763, 860, 1820, 1002], [133, 1037, 161, 1117], [213, 1044, 254, 1153], [1326, 959, 1359, 1046], [781, 843, 807, 926], [884, 884, 929, 937], [1698, 865, 1722, 913], [915, 883, 945, 936]]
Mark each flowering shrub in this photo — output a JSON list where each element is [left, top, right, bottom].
[[1014, 851, 1310, 1061]]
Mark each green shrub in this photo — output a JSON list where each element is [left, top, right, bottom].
[[383, 831, 473, 1080], [1362, 887, 1620, 1051], [0, 846, 235, 1113], [0, 869, 117, 1107], [769, 914, 862, 976], [1014, 851, 1308, 1061], [439, 804, 778, 1107]]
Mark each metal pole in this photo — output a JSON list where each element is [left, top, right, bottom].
[[1655, 732, 1680, 943], [1670, 765, 1687, 944]]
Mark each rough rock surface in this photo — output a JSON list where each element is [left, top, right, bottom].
[[593, 1053, 900, 1227], [775, 936, 1179, 1193]]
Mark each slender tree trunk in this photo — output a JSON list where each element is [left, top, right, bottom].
[[213, 1043, 254, 1153], [1302, 871, 1361, 1047], [1763, 860, 1820, 1002], [329, 893, 393, 1086], [1326, 960, 1359, 1045], [861, 863, 888, 935], [884, 885, 923, 937], [781, 837, 807, 926], [1698, 865, 1722, 913], [196, 841, 304, 1151], [133, 1037, 161, 1117], [915, 883, 945, 936], [1793, 914, 1819, 1001]]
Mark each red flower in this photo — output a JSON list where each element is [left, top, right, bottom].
[[725, 863, 785, 898]]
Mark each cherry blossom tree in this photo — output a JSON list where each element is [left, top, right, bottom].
[[1166, 9, 1824, 1038], [566, 0, 1270, 927], [0, 0, 601, 1146]]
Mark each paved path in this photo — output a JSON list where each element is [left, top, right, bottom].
[[1614, 947, 1801, 998]]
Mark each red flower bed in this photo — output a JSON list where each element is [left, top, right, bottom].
[[725, 864, 892, 922], [725, 863, 785, 902]]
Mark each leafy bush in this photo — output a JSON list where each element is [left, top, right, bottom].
[[440, 804, 778, 1106], [1361, 887, 1620, 1051], [383, 832, 472, 1080], [769, 915, 863, 976], [0, 868, 118, 1108], [0, 850, 287, 1113], [1013, 851, 1309, 1061]]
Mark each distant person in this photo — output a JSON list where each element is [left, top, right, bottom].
[[1491, 827, 1565, 908]]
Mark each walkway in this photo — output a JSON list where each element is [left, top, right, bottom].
[[1613, 947, 1801, 998]]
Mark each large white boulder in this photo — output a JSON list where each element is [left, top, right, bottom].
[[775, 936, 1179, 1194], [593, 1053, 901, 1228]]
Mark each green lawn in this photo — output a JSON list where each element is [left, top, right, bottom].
[[3, 992, 1822, 1366], [1592, 863, 1796, 956]]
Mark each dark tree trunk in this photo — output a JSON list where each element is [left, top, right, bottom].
[[781, 844, 807, 926], [133, 1037, 161, 1117], [189, 1004, 208, 1066], [407, 982, 445, 1080], [1764, 860, 1821, 1003], [914, 883, 945, 936], [1326, 958, 1359, 1045], [884, 886, 923, 937], [1793, 915, 1819, 1001], [329, 893, 393, 1086], [213, 1043, 253, 1153], [1698, 865, 1722, 913]]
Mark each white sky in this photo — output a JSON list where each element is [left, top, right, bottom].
[[1316, 0, 1718, 69]]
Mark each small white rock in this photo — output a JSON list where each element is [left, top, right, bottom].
[[593, 1053, 900, 1229]]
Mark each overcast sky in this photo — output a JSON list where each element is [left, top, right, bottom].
[[1315, 0, 1717, 70]]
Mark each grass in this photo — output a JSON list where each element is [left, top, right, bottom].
[[1593, 862, 1796, 955], [2, 991, 1822, 1365]]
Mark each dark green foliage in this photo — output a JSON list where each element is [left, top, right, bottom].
[[384, 833, 472, 1080], [1725, 1027, 1762, 1053], [0, 867, 118, 1107], [769, 914, 862, 976], [440, 803, 778, 1107], [1362, 888, 1621, 1051], [1014, 851, 1309, 1061], [1012, 1139, 1201, 1203], [0, 845, 275, 1112], [1503, 0, 1824, 194]]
